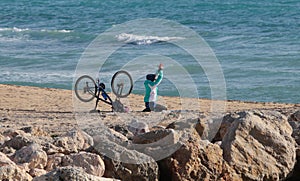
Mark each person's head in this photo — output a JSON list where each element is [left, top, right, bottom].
[[146, 74, 156, 82], [99, 83, 105, 89]]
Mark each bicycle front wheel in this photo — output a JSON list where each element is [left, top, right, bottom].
[[75, 75, 96, 102], [111, 70, 133, 98]]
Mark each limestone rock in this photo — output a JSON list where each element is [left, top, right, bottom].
[[46, 152, 105, 177], [45, 153, 65, 171], [289, 110, 300, 122], [0, 151, 15, 166], [29, 168, 47, 177], [54, 129, 94, 153], [166, 118, 202, 140], [3, 132, 34, 150], [128, 120, 150, 135], [34, 166, 119, 181], [91, 135, 159, 181], [0, 165, 32, 181], [288, 110, 300, 146], [20, 126, 49, 137], [2, 128, 28, 138], [13, 143, 47, 169], [213, 112, 239, 142], [159, 139, 241, 181], [109, 124, 134, 138], [132, 129, 173, 144], [62, 152, 105, 177], [103, 156, 159, 181], [221, 110, 296, 180]]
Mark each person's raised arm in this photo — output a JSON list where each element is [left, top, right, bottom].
[[153, 63, 164, 85]]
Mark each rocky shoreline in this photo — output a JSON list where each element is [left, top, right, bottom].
[[0, 84, 300, 180]]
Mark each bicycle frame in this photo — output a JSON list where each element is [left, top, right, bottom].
[[93, 82, 113, 111]]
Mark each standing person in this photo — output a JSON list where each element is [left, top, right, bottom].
[[143, 63, 164, 112]]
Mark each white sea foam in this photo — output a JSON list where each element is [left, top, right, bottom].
[[116, 33, 184, 45], [0, 27, 29, 32], [0, 27, 72, 33], [41, 29, 73, 33]]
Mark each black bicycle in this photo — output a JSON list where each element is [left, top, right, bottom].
[[74, 70, 133, 112]]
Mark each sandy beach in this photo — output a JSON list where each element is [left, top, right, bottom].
[[0, 83, 299, 136]]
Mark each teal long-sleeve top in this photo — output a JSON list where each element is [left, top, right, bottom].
[[144, 70, 163, 102]]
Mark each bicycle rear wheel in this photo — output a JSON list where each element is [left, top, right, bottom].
[[75, 75, 96, 102], [111, 70, 133, 98]]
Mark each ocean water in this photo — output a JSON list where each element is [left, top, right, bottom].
[[0, 0, 299, 103]]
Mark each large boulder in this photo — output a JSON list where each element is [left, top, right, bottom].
[[45, 153, 65, 171], [12, 143, 48, 170], [0, 151, 15, 166], [34, 166, 119, 181], [158, 138, 240, 180], [128, 120, 150, 136], [102, 155, 159, 181], [213, 113, 239, 142], [45, 152, 105, 177], [29, 168, 47, 177], [3, 131, 34, 150], [20, 126, 50, 137], [289, 110, 300, 122], [287, 110, 300, 162], [62, 152, 105, 177], [132, 129, 174, 144], [0, 165, 33, 181], [92, 135, 159, 181], [0, 152, 32, 180], [221, 110, 296, 180], [54, 129, 94, 154]]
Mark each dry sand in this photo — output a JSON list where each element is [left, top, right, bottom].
[[0, 84, 299, 136]]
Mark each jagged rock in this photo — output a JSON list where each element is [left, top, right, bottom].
[[213, 112, 239, 142], [29, 168, 47, 177], [62, 152, 105, 177], [12, 143, 47, 170], [0, 132, 8, 144], [130, 129, 181, 161], [91, 134, 159, 181], [128, 120, 150, 135], [34, 166, 119, 181], [109, 124, 134, 138], [132, 129, 174, 144], [54, 129, 94, 153], [221, 110, 296, 180], [0, 146, 16, 156], [3, 132, 34, 150], [42, 142, 64, 155], [103, 155, 159, 181], [0, 151, 15, 166], [107, 128, 129, 143], [158, 137, 241, 180], [45, 153, 65, 171], [289, 110, 300, 122], [20, 126, 50, 137], [0, 165, 33, 181], [288, 110, 300, 147], [2, 128, 28, 138], [166, 118, 203, 141], [46, 152, 105, 177]]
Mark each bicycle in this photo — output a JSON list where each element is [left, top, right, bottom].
[[74, 70, 133, 112]]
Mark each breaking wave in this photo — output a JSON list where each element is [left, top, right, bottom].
[[116, 33, 184, 45]]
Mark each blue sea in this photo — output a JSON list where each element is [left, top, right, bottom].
[[0, 0, 299, 103]]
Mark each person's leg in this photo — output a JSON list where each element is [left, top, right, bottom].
[[143, 102, 151, 112], [149, 102, 156, 111]]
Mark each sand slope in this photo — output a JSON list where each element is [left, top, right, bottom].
[[0, 84, 299, 136]]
